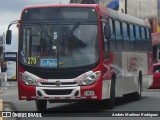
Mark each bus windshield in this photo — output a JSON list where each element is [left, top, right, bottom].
[[19, 23, 99, 68]]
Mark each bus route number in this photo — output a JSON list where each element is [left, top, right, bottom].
[[28, 57, 37, 65]]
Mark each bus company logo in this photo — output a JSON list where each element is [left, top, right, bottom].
[[36, 79, 48, 83], [55, 80, 61, 86], [127, 57, 137, 72]]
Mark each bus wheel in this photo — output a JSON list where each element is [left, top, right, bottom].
[[132, 74, 142, 101], [36, 100, 47, 111], [105, 79, 115, 109], [136, 74, 142, 100]]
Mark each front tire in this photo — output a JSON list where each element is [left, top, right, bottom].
[[36, 100, 47, 111]]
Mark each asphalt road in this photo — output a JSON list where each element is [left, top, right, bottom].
[[1, 87, 160, 120]]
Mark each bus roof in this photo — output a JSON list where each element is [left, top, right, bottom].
[[100, 6, 150, 28], [23, 4, 99, 10], [110, 9, 150, 27], [22, 3, 150, 27]]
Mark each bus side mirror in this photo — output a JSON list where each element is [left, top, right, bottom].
[[104, 25, 111, 40], [6, 30, 12, 44]]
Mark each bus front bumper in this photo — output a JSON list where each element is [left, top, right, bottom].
[[34, 86, 99, 101]]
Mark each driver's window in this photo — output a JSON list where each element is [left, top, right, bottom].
[[102, 21, 110, 59]]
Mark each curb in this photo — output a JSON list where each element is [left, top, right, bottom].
[[0, 99, 3, 120]]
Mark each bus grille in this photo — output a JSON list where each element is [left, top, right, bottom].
[[44, 89, 73, 95], [40, 82, 77, 86]]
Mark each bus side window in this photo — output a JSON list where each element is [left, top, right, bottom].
[[115, 20, 123, 50], [129, 24, 136, 50], [141, 27, 145, 40], [146, 28, 152, 51], [135, 25, 141, 51], [141, 27, 145, 51], [109, 19, 116, 50], [122, 22, 130, 50], [146, 28, 151, 40]]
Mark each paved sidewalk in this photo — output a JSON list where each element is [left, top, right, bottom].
[[0, 82, 17, 120]]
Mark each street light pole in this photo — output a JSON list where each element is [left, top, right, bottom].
[[139, 1, 141, 18]]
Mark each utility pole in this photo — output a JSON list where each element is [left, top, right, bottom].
[[125, 0, 127, 14], [139, 1, 141, 18]]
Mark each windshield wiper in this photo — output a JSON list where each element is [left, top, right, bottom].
[[70, 22, 81, 34]]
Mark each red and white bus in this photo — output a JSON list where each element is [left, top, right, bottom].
[[6, 4, 153, 111]]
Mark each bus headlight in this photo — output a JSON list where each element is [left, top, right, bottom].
[[79, 71, 101, 86], [19, 72, 37, 86]]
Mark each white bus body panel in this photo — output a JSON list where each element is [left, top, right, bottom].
[[111, 51, 153, 97]]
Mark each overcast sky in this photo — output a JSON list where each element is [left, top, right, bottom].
[[0, 0, 70, 52]]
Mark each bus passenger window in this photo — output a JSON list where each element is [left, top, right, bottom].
[[135, 26, 141, 40], [141, 27, 145, 40], [109, 19, 116, 49], [115, 20, 123, 50], [141, 27, 146, 51], [129, 24, 136, 50], [146, 28, 150, 40], [135, 25, 141, 51], [145, 28, 152, 51], [122, 22, 130, 50]]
